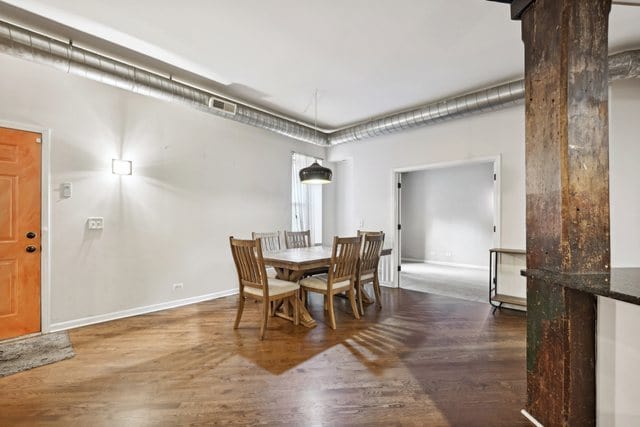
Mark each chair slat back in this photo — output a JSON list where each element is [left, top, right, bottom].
[[285, 230, 311, 249], [357, 230, 384, 238], [359, 233, 385, 276], [229, 237, 267, 296], [251, 231, 281, 252], [329, 236, 362, 284], [357, 230, 384, 256]]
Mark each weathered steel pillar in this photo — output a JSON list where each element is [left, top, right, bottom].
[[519, 0, 611, 425]]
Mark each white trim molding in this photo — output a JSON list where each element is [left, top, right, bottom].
[[50, 289, 238, 332], [520, 409, 544, 427]]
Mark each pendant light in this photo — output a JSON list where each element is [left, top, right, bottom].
[[299, 90, 332, 184]]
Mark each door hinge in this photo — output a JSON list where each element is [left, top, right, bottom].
[[493, 225, 496, 232], [397, 182, 402, 189], [397, 265, 401, 272], [397, 224, 401, 230], [36, 137, 42, 144], [493, 173, 496, 181]]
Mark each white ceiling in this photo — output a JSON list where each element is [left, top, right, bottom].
[[1, 0, 639, 129]]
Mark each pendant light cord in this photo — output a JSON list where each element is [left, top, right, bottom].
[[314, 89, 318, 140]]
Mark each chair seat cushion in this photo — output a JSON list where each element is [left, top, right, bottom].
[[300, 274, 351, 292], [244, 278, 299, 297], [359, 272, 374, 282]]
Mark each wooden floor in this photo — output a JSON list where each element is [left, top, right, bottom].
[[0, 288, 527, 426]]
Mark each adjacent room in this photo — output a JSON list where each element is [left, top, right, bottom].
[[1, 1, 639, 426], [399, 160, 496, 303]]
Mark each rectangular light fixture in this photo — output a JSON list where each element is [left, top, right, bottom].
[[112, 159, 132, 175]]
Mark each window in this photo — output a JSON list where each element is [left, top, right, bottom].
[[291, 153, 323, 245]]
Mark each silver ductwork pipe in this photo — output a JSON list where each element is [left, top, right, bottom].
[[328, 49, 640, 145], [0, 20, 638, 147], [328, 81, 524, 145], [609, 49, 640, 81], [0, 20, 328, 146]]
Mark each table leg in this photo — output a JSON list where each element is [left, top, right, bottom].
[[296, 296, 316, 328], [271, 300, 283, 316], [361, 289, 374, 304], [273, 295, 316, 328], [272, 269, 317, 328]]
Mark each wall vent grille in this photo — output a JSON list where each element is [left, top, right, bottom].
[[208, 97, 237, 115]]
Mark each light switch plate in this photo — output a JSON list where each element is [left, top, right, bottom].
[[62, 182, 72, 198], [87, 217, 104, 230]]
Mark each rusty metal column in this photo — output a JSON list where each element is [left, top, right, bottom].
[[519, 0, 611, 425]]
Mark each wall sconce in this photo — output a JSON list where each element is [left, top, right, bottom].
[[112, 159, 132, 175]]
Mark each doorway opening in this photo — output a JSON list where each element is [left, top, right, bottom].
[[394, 157, 500, 303]]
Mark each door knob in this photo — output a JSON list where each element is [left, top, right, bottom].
[[26, 231, 37, 239], [26, 245, 37, 253]]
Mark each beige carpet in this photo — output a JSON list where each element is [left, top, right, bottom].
[[0, 331, 75, 377], [400, 261, 489, 303]]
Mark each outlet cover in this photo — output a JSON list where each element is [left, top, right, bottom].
[[87, 217, 104, 230]]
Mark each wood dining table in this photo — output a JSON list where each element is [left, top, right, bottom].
[[263, 246, 392, 328]]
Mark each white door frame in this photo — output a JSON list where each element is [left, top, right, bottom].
[[0, 120, 52, 334], [392, 155, 502, 287]]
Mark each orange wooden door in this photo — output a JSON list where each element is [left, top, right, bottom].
[[0, 127, 41, 340]]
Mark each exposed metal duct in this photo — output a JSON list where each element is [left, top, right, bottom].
[[328, 80, 525, 145], [609, 49, 640, 81], [328, 49, 640, 145], [0, 20, 638, 147], [0, 20, 328, 146]]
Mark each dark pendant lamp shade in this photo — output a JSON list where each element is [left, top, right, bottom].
[[299, 161, 332, 184]]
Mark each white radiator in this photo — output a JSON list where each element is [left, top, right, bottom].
[[378, 253, 394, 285]]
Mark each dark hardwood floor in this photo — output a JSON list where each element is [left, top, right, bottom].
[[0, 288, 527, 426]]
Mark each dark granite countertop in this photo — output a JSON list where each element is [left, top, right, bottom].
[[521, 268, 640, 306]]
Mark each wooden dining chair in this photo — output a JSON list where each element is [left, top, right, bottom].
[[284, 230, 311, 249], [299, 236, 361, 330], [285, 229, 329, 276], [251, 231, 282, 252], [252, 231, 282, 279], [229, 236, 299, 339], [355, 233, 385, 315], [357, 230, 384, 239]]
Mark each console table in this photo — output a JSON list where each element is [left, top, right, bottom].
[[489, 248, 526, 312]]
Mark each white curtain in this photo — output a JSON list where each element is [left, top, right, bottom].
[[291, 153, 323, 244]]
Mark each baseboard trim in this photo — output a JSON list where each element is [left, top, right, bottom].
[[401, 258, 488, 271], [49, 288, 239, 332], [520, 409, 543, 426]]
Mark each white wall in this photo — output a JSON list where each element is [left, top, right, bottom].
[[401, 162, 494, 267], [597, 79, 640, 427], [327, 79, 640, 426], [0, 54, 324, 327], [322, 159, 356, 244], [327, 103, 526, 287]]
